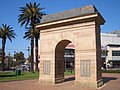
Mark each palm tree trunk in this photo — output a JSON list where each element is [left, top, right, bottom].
[[1, 38, 6, 71], [35, 37, 39, 71], [30, 20, 35, 73], [30, 35, 34, 73]]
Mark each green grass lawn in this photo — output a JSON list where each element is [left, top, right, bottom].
[[0, 70, 75, 82], [102, 69, 120, 73], [0, 71, 39, 82], [1, 69, 120, 82], [64, 70, 75, 75]]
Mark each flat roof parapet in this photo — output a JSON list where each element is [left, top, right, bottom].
[[41, 5, 98, 23]]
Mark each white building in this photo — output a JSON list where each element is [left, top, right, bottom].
[[101, 33, 120, 69]]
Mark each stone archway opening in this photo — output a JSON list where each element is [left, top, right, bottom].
[[37, 5, 105, 88], [64, 43, 75, 82], [55, 40, 75, 83]]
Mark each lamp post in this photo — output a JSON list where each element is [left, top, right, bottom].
[[13, 51, 16, 68]]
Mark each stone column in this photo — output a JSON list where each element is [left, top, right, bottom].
[[74, 21, 103, 88]]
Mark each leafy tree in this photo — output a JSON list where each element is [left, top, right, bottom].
[[0, 24, 16, 71], [27, 55, 31, 62], [6, 55, 13, 68], [14, 51, 25, 66], [18, 2, 45, 72]]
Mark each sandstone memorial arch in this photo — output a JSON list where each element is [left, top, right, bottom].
[[36, 5, 105, 88]]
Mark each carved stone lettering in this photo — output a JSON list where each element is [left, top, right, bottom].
[[80, 60, 90, 77], [43, 60, 51, 75]]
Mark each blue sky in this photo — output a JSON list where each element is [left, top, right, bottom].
[[0, 0, 120, 58]]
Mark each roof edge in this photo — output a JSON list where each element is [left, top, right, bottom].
[[41, 5, 98, 23]]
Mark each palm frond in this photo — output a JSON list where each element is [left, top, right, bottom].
[[23, 29, 32, 40], [0, 24, 16, 42], [18, 2, 46, 28]]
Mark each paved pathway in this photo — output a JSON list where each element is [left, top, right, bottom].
[[0, 73, 120, 90]]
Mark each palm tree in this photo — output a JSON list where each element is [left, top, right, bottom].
[[23, 28, 40, 71], [23, 28, 34, 72], [0, 24, 16, 71], [34, 29, 40, 71], [18, 2, 45, 72], [23, 28, 33, 71], [23, 29, 32, 40]]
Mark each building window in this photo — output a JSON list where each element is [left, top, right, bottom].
[[112, 51, 120, 56], [65, 49, 74, 55]]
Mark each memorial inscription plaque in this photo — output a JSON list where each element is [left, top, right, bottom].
[[80, 60, 90, 77], [43, 60, 51, 75]]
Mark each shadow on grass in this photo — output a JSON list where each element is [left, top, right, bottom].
[[0, 74, 16, 77], [0, 73, 24, 77], [102, 77, 117, 84]]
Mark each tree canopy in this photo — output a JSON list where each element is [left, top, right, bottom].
[[14, 51, 25, 65]]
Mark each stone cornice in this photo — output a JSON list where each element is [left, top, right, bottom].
[[36, 13, 105, 30]]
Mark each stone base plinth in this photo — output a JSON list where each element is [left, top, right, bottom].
[[97, 79, 103, 87], [55, 77, 65, 84], [39, 77, 65, 84], [75, 79, 103, 88]]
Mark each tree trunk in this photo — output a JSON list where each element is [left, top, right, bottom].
[[1, 38, 6, 71], [30, 35, 34, 73], [35, 37, 39, 71]]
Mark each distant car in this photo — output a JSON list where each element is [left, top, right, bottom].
[[10, 67, 16, 71], [21, 64, 30, 71]]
